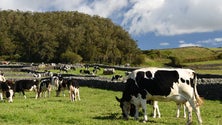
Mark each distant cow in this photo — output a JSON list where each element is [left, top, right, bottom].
[[80, 69, 90, 74], [56, 77, 68, 97], [116, 68, 203, 125], [111, 75, 123, 81], [103, 68, 115, 75], [37, 79, 52, 98], [0, 80, 14, 103], [68, 79, 80, 101], [14, 79, 39, 99]]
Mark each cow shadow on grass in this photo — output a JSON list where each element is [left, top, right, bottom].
[[93, 113, 176, 125], [93, 113, 120, 120]]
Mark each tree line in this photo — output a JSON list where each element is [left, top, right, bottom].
[[0, 10, 145, 65]]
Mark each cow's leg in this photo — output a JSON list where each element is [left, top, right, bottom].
[[153, 101, 161, 118], [8, 89, 13, 103], [35, 92, 38, 99], [185, 102, 192, 125], [183, 104, 187, 118], [176, 103, 181, 118], [22, 91, 26, 99], [63, 90, 65, 97], [134, 105, 139, 120], [188, 99, 202, 125], [141, 99, 148, 122], [77, 89, 80, 100], [0, 92, 3, 101]]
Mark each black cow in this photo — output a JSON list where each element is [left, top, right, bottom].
[[14, 79, 39, 99], [116, 68, 203, 125]]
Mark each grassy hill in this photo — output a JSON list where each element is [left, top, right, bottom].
[[142, 46, 222, 74]]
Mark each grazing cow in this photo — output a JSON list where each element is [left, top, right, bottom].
[[37, 79, 52, 98], [0, 80, 14, 103], [68, 79, 80, 101], [60, 65, 70, 73], [80, 69, 90, 74], [116, 68, 203, 125], [111, 75, 123, 81], [103, 68, 115, 75], [14, 79, 39, 99]]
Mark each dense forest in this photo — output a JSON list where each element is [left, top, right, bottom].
[[0, 10, 144, 65]]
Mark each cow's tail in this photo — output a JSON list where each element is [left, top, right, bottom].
[[194, 73, 203, 106]]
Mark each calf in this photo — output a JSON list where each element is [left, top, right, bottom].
[[0, 80, 14, 103], [37, 79, 52, 98], [68, 79, 80, 101], [14, 79, 39, 99], [56, 77, 68, 97], [116, 68, 203, 125]]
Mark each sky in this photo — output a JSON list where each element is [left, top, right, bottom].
[[1, 0, 222, 50]]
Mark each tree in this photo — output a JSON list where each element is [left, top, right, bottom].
[[61, 51, 82, 64]]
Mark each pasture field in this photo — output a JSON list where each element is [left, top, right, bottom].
[[0, 87, 221, 125]]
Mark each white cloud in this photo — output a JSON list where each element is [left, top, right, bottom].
[[122, 0, 222, 36], [0, 0, 128, 17], [179, 40, 185, 44], [160, 42, 169, 46], [215, 38, 222, 42], [1, 0, 222, 37], [179, 43, 201, 48]]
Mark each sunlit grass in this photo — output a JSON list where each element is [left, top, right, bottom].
[[0, 87, 221, 125]]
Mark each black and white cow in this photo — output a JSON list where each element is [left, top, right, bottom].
[[111, 75, 123, 81], [0, 80, 14, 103], [14, 79, 39, 99], [37, 79, 52, 98], [56, 77, 68, 97], [116, 68, 203, 125]]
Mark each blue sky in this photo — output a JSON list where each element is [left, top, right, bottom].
[[1, 0, 222, 50]]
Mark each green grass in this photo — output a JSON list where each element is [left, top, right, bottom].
[[0, 87, 221, 125]]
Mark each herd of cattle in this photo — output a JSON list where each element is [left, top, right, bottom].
[[0, 72, 80, 103], [0, 67, 203, 125]]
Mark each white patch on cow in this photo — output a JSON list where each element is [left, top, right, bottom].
[[8, 89, 13, 103], [29, 85, 37, 91], [0, 93, 3, 101], [0, 75, 6, 82]]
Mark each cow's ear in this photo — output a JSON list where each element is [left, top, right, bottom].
[[115, 96, 121, 102]]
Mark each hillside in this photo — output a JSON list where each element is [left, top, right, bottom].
[[143, 46, 222, 74]]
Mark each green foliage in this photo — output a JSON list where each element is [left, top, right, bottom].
[[0, 10, 141, 64], [61, 51, 82, 64], [168, 56, 182, 67]]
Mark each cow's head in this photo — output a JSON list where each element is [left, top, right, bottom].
[[116, 96, 131, 119]]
